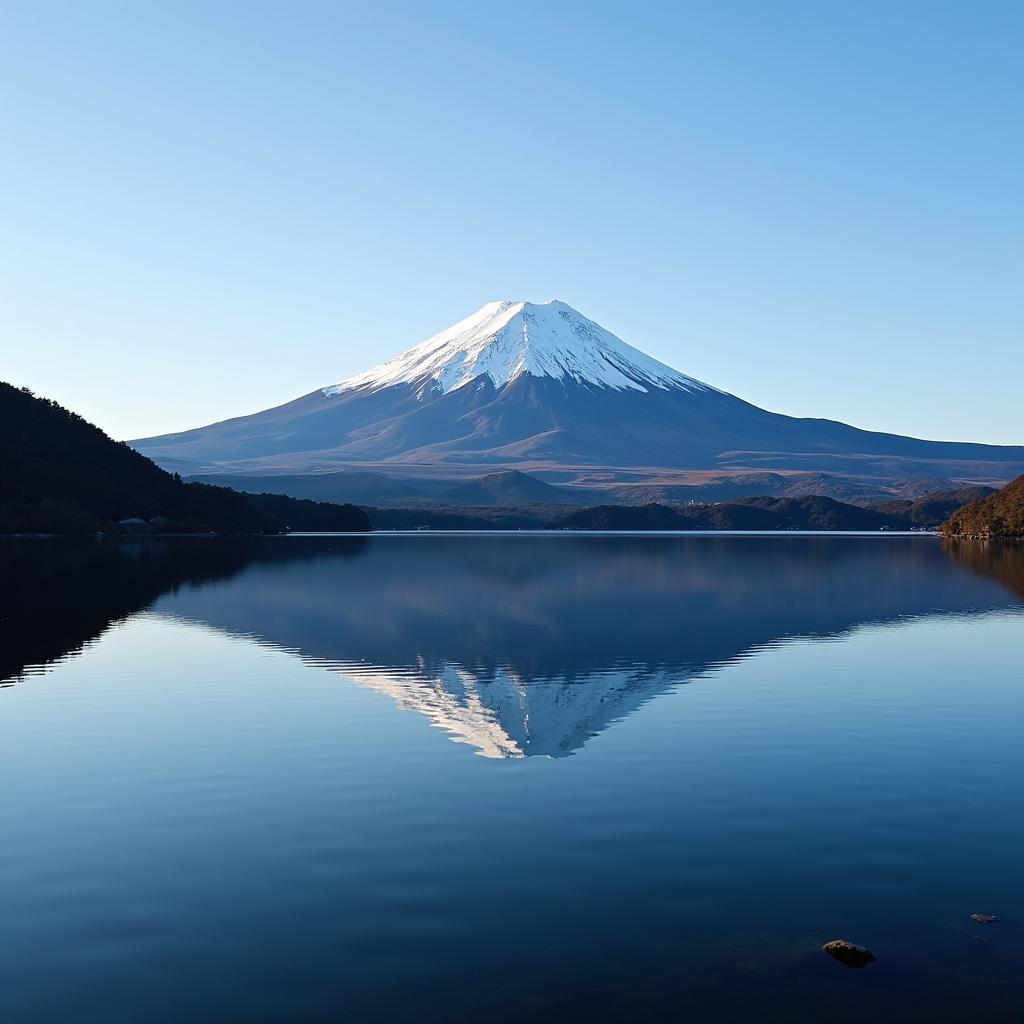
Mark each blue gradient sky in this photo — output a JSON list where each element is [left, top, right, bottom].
[[2, 1, 1021, 443]]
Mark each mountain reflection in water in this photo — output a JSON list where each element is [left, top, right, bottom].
[[4, 535, 1022, 758]]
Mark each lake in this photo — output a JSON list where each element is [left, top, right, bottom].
[[2, 535, 1023, 1022]]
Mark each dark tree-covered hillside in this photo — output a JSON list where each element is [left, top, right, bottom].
[[940, 475, 1024, 538], [245, 492, 371, 532], [0, 382, 370, 535], [867, 486, 996, 528], [549, 497, 909, 531]]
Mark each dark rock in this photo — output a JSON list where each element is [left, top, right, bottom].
[[822, 939, 877, 968], [970, 913, 999, 924]]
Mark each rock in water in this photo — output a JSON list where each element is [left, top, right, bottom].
[[970, 913, 999, 924], [822, 939, 877, 968]]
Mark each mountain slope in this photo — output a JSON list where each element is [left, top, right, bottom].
[[0, 382, 370, 534], [443, 470, 598, 507], [868, 486, 996, 527], [130, 300, 1024, 485], [940, 475, 1024, 537], [550, 497, 906, 532], [191, 470, 428, 505]]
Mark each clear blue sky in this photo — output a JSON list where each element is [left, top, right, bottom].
[[2, 0, 1021, 443]]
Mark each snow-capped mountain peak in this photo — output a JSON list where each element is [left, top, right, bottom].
[[131, 295, 1024, 484], [323, 299, 712, 397]]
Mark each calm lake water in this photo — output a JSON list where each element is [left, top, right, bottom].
[[2, 535, 1024, 1022]]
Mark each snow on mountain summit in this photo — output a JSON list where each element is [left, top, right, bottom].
[[324, 299, 712, 397], [131, 295, 1024, 483]]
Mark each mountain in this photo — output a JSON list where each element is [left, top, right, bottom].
[[130, 299, 1024, 486], [0, 381, 370, 534], [609, 471, 896, 506], [867, 485, 997, 527], [727, 495, 903, 530], [550, 504, 688, 531], [442, 470, 598, 506], [190, 469, 429, 505], [940, 474, 1024, 537], [367, 505, 546, 531], [357, 485, 986, 531], [549, 496, 907, 532], [180, 465, 967, 510]]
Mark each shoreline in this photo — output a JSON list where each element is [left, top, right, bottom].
[[288, 529, 935, 538], [3, 529, 940, 540]]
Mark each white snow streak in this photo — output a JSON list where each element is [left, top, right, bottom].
[[323, 300, 712, 397]]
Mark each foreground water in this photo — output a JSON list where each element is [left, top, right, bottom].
[[2, 535, 1023, 1022]]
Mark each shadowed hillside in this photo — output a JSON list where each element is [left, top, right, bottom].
[[867, 486, 996, 527], [548, 497, 906, 531], [0, 382, 370, 535], [940, 475, 1024, 538]]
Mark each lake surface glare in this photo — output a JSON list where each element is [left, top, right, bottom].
[[2, 535, 1023, 1022]]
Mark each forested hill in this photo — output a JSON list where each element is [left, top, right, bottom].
[[550, 497, 905, 531], [940, 475, 1024, 538], [0, 382, 370, 535]]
